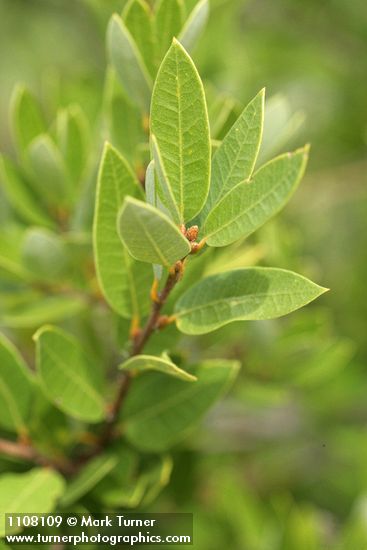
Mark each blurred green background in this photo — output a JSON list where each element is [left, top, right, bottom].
[[1, 0, 366, 548]]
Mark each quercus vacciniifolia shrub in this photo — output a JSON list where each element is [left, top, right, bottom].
[[0, 0, 327, 529]]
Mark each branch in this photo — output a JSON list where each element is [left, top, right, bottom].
[[0, 437, 75, 475]]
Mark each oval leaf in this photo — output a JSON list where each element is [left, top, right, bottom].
[[0, 333, 34, 434], [175, 267, 328, 335], [204, 147, 309, 247], [117, 197, 190, 266], [203, 89, 265, 217], [120, 354, 197, 382], [0, 469, 65, 536], [123, 0, 156, 78], [154, 0, 185, 63], [34, 326, 106, 423], [121, 360, 240, 451], [107, 14, 152, 112], [1, 296, 85, 329], [150, 39, 211, 222], [93, 143, 151, 318], [56, 104, 89, 185], [21, 228, 69, 280]]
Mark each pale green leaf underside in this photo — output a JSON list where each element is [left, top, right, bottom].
[[0, 333, 33, 434], [118, 197, 190, 267], [203, 89, 265, 217], [107, 14, 152, 112], [204, 147, 309, 247], [175, 267, 328, 335], [121, 360, 240, 451], [178, 0, 209, 53], [34, 326, 105, 422], [60, 454, 119, 508], [150, 39, 210, 222], [0, 469, 65, 536], [94, 143, 151, 318], [120, 354, 197, 382]]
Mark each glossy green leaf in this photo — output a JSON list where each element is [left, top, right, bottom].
[[0, 296, 85, 328], [107, 14, 152, 112], [56, 104, 89, 184], [150, 39, 211, 222], [203, 89, 264, 217], [0, 155, 53, 227], [117, 197, 190, 266], [120, 354, 197, 381], [21, 228, 69, 280], [204, 147, 309, 247], [34, 326, 106, 422], [178, 0, 209, 52], [60, 454, 119, 508], [123, 0, 155, 77], [0, 469, 65, 536], [11, 85, 46, 155], [0, 333, 34, 434], [26, 134, 72, 207], [121, 360, 240, 451], [175, 268, 328, 335], [93, 143, 151, 318], [155, 0, 185, 62]]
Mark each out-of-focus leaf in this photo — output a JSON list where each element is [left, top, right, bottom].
[[203, 147, 309, 247], [123, 0, 155, 77], [56, 104, 89, 184], [60, 454, 119, 507], [26, 134, 72, 207], [0, 156, 53, 227], [150, 39, 211, 222], [118, 197, 190, 266], [34, 326, 106, 423], [0, 332, 34, 434], [175, 268, 328, 335], [107, 14, 152, 112], [178, 0, 209, 52], [154, 0, 185, 63], [0, 469, 65, 536], [21, 228, 69, 280], [0, 296, 86, 328], [11, 85, 46, 156], [120, 354, 197, 381], [121, 360, 240, 451]]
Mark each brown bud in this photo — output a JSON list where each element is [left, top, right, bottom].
[[186, 225, 199, 242]]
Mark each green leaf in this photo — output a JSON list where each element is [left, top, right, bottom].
[[178, 0, 209, 52], [107, 14, 152, 112], [0, 469, 65, 536], [60, 454, 119, 508], [34, 325, 106, 422], [0, 155, 53, 227], [121, 360, 240, 451], [21, 228, 69, 280], [56, 104, 89, 184], [175, 267, 328, 335], [26, 134, 72, 207], [0, 296, 86, 328], [93, 143, 151, 318], [11, 85, 46, 156], [154, 0, 185, 63], [117, 197, 190, 266], [123, 0, 155, 78], [203, 89, 264, 217], [0, 333, 34, 434], [204, 147, 309, 247], [120, 354, 197, 382], [150, 39, 211, 222]]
